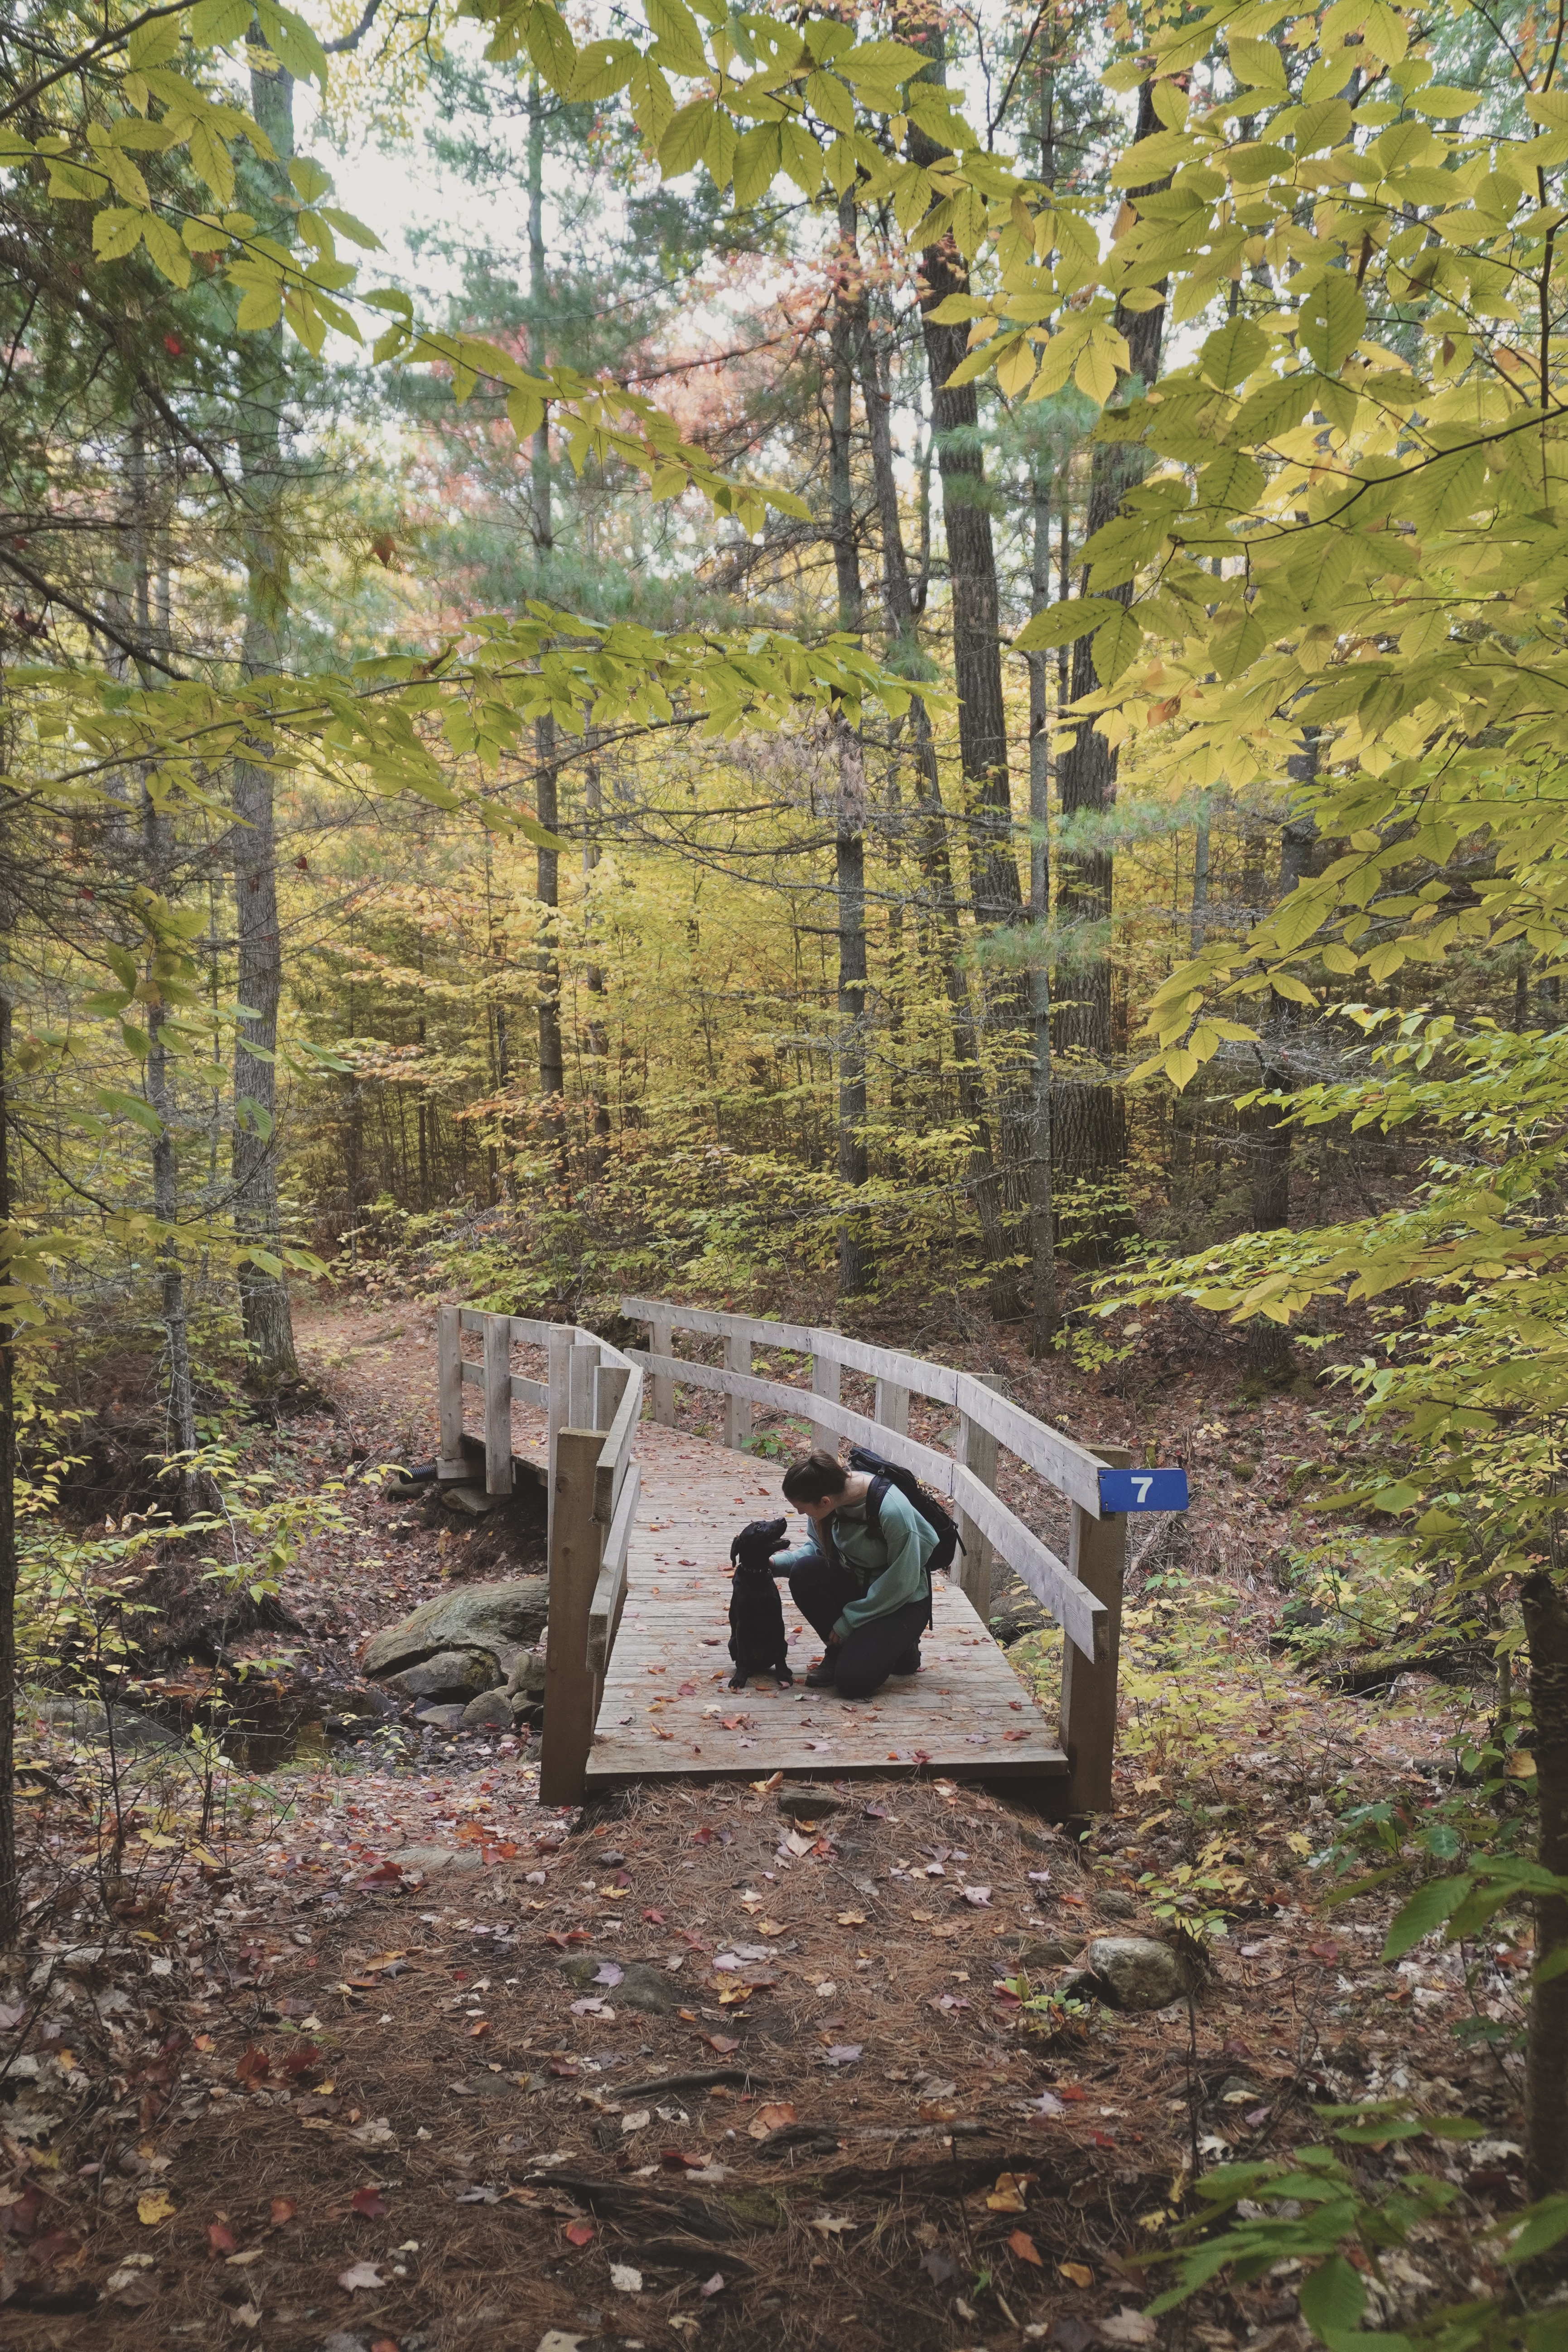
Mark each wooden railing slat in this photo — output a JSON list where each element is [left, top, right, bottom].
[[587, 1462, 640, 1678], [952, 1370, 1106, 1516], [483, 1315, 513, 1495]]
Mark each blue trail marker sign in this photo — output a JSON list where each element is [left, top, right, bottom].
[[1097, 1466, 1189, 1514]]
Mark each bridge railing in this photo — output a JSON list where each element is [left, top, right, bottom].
[[620, 1295, 1129, 1812], [434, 1307, 641, 1804]]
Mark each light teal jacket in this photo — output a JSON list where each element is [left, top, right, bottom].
[[773, 1482, 937, 1639]]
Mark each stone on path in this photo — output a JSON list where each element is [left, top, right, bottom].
[[1080, 1936, 1185, 2010], [777, 1786, 842, 1821], [559, 1955, 683, 2014], [363, 1579, 549, 1676]]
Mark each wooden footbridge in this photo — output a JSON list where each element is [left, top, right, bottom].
[[434, 1297, 1136, 1815]]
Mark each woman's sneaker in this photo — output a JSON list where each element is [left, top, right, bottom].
[[805, 1657, 839, 1688], [892, 1646, 922, 1676]]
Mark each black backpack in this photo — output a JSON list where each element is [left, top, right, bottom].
[[846, 1446, 965, 1626]]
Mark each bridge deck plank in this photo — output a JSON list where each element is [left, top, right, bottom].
[[584, 1423, 1066, 1791]]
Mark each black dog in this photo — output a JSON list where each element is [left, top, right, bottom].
[[727, 1516, 792, 1690]]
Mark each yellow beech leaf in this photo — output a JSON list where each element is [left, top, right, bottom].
[[138, 2190, 176, 2226]]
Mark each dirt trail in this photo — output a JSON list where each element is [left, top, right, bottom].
[[2, 1304, 1527, 2352]]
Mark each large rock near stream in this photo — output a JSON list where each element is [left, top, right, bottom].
[[390, 1648, 501, 1703], [363, 1579, 550, 1677]]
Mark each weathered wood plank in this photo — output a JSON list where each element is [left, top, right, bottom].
[[726, 1330, 753, 1451], [587, 1571, 1065, 1789], [587, 1463, 640, 1678], [540, 1428, 604, 1807], [483, 1315, 513, 1496], [593, 1367, 639, 1524], [953, 1371, 1107, 1517], [1060, 1446, 1130, 1813], [438, 1303, 463, 1470]]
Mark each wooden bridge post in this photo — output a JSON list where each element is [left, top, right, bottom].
[[539, 1427, 604, 1807], [483, 1315, 513, 1495], [596, 1362, 629, 1441], [874, 1377, 909, 1436], [1060, 1443, 1131, 1814], [956, 1374, 1004, 1621], [437, 1304, 464, 1477], [725, 1330, 752, 1451], [546, 1328, 572, 1552], [568, 1337, 598, 1430], [811, 1349, 840, 1451], [649, 1314, 675, 1426]]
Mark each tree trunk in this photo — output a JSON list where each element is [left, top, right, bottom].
[[0, 988, 16, 1948], [830, 196, 864, 638], [583, 736, 611, 1180], [528, 79, 565, 1163], [1029, 462, 1056, 1353], [1523, 1570, 1568, 2200], [849, 207, 1007, 1275], [908, 48, 1027, 1311], [232, 25, 299, 1387], [1245, 732, 1319, 1378], [129, 419, 200, 1505], [836, 715, 871, 1296], [1052, 79, 1168, 1254]]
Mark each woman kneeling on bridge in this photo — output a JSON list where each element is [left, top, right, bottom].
[[771, 1449, 938, 1699]]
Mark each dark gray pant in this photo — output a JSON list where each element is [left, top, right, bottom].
[[787, 1562, 926, 1700]]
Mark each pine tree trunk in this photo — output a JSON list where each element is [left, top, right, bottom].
[[1523, 1570, 1568, 2200], [232, 27, 299, 1387], [1053, 80, 1168, 1257]]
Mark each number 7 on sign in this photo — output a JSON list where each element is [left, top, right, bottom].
[[1096, 1467, 1189, 1514]]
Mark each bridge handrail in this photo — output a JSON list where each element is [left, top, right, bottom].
[[621, 1293, 1129, 1813], [432, 1295, 1128, 1814], [434, 1306, 642, 1804]]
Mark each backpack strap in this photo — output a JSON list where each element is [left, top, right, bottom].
[[865, 1475, 933, 1628]]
